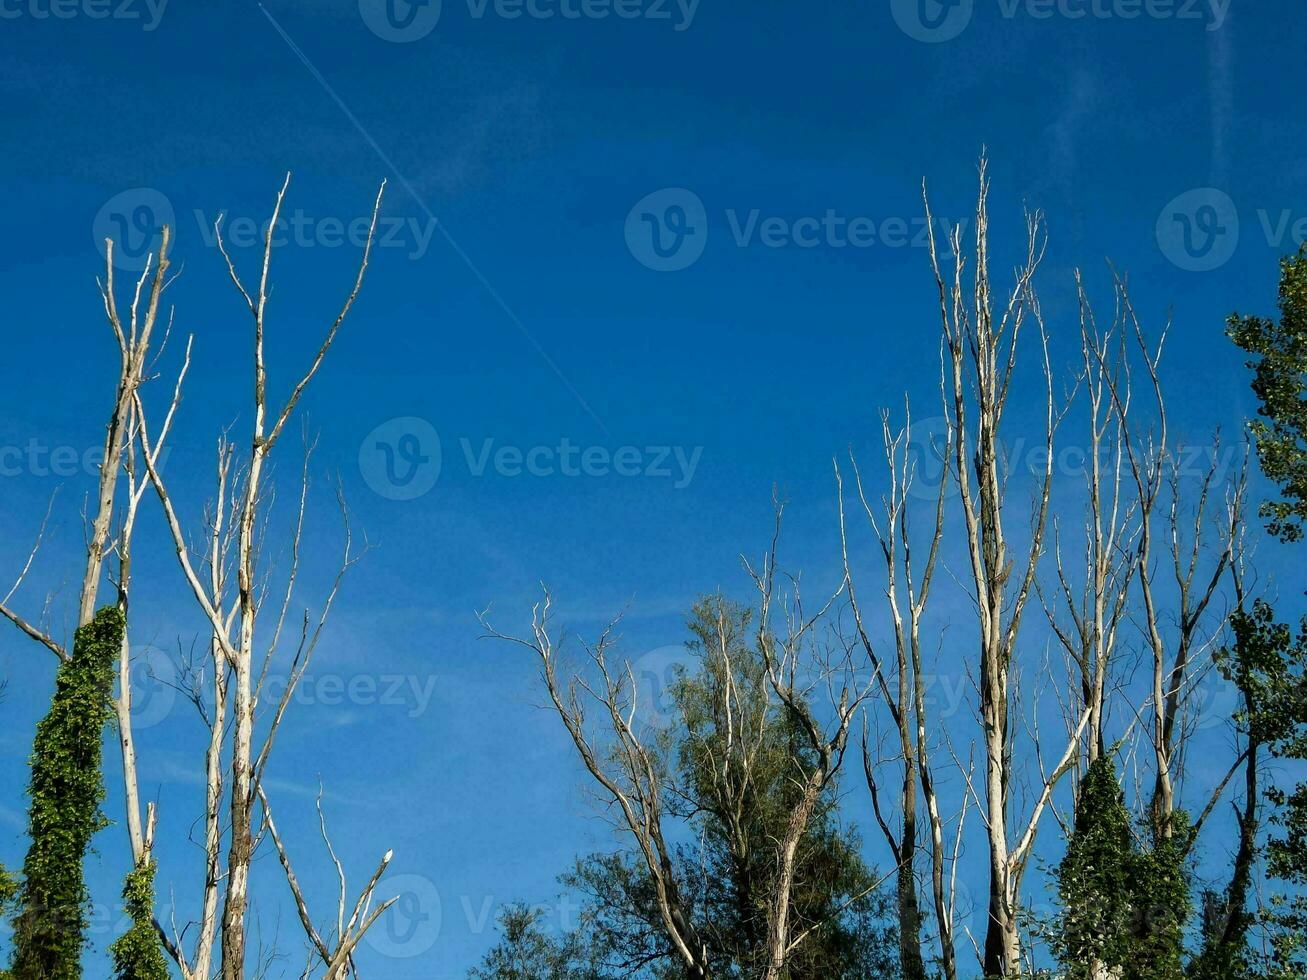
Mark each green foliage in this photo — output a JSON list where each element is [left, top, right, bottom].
[[476, 596, 897, 979], [108, 860, 169, 980], [1190, 601, 1307, 980], [0, 865, 16, 914], [1193, 886, 1256, 980], [1055, 758, 1134, 978], [469, 903, 608, 980], [8, 606, 123, 980], [671, 595, 896, 978], [1224, 602, 1307, 977], [1055, 761, 1191, 980], [1125, 814, 1190, 980], [1228, 243, 1307, 543], [1226, 242, 1307, 978]]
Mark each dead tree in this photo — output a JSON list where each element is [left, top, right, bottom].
[[1037, 280, 1139, 774], [0, 228, 172, 654], [484, 507, 873, 980], [924, 160, 1088, 978], [839, 405, 963, 980], [133, 175, 395, 980], [482, 593, 715, 979], [260, 784, 398, 980], [0, 227, 179, 970], [1093, 287, 1245, 842]]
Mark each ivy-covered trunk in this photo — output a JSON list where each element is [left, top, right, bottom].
[[109, 859, 169, 980], [1056, 759, 1133, 980], [8, 606, 123, 980]]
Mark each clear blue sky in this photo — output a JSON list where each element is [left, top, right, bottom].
[[1, 1, 1304, 976]]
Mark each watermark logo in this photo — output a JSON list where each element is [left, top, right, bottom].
[[899, 416, 1242, 498], [891, 0, 973, 42], [631, 644, 694, 729], [0, 0, 169, 30], [365, 874, 443, 958], [625, 188, 709, 272], [1156, 188, 1307, 271], [465, 0, 699, 30], [459, 437, 702, 487], [1156, 187, 1239, 272], [893, 0, 1229, 43], [1190, 667, 1240, 732], [625, 188, 964, 272], [93, 188, 175, 273], [359, 417, 443, 501], [903, 415, 955, 501], [122, 645, 178, 731], [361, 0, 697, 38], [358, 0, 442, 41], [194, 209, 436, 260], [0, 440, 104, 479], [262, 671, 439, 719], [359, 417, 703, 500], [0, 439, 171, 480]]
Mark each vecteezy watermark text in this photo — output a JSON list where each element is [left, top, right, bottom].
[[624, 187, 965, 272], [0, 0, 168, 30], [901, 415, 1243, 501], [460, 438, 701, 487], [891, 0, 1228, 44], [358, 0, 698, 42], [0, 439, 171, 479], [465, 0, 698, 29], [192, 208, 436, 260], [358, 417, 703, 500], [92, 188, 436, 272]]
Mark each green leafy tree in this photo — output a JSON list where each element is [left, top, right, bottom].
[[1055, 759, 1135, 979], [1125, 814, 1190, 980], [470, 903, 609, 980], [1209, 601, 1307, 978], [479, 596, 897, 980], [0, 865, 16, 915], [108, 859, 169, 980], [1054, 759, 1192, 980], [1190, 601, 1282, 980], [1228, 244, 1307, 978], [664, 596, 896, 978], [1229, 244, 1307, 543], [8, 606, 123, 980]]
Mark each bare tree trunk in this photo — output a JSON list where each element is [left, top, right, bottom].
[[923, 160, 1077, 978], [843, 408, 951, 980], [220, 428, 264, 980], [136, 176, 388, 980], [482, 597, 715, 979]]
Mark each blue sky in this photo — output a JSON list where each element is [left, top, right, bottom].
[[1, 0, 1305, 976]]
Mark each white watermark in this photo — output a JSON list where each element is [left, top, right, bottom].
[[0, 0, 168, 30], [0, 439, 170, 479], [624, 187, 962, 272], [1156, 187, 1307, 272], [901, 415, 1242, 501], [891, 0, 1228, 44], [93, 188, 175, 273], [365, 874, 444, 958], [631, 644, 695, 728], [193, 208, 437, 260], [0, 441, 107, 478], [359, 417, 703, 500], [358, 0, 697, 42], [93, 189, 434, 272]]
